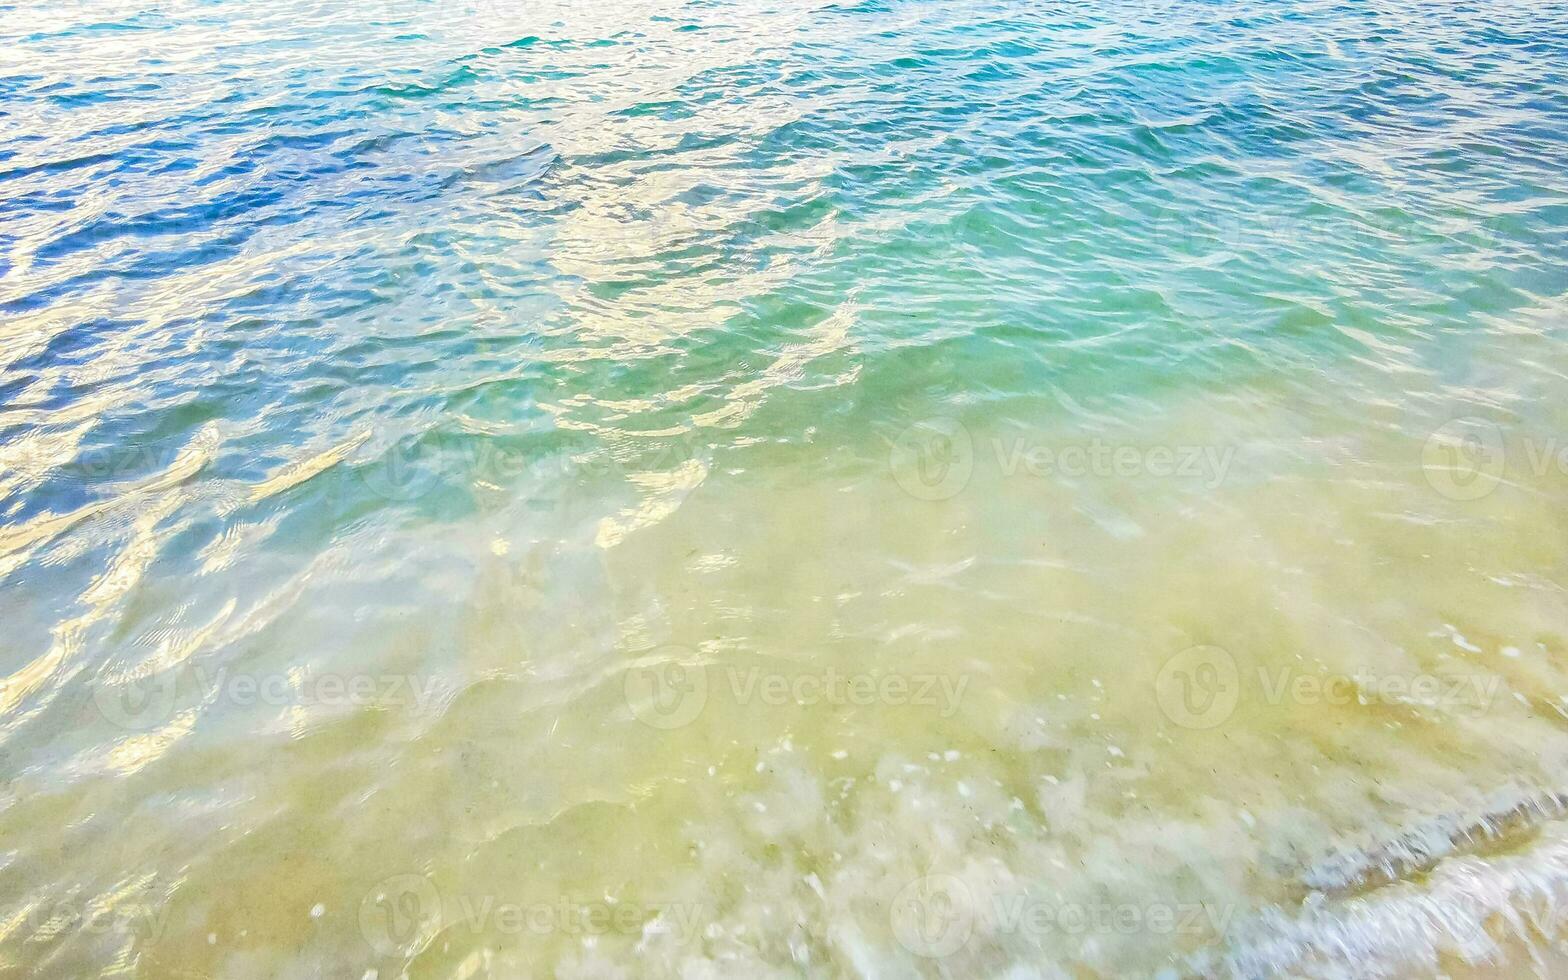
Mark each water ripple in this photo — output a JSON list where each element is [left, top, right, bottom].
[[3, 0, 1568, 975]]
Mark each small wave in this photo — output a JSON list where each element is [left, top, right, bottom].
[[1197, 793, 1568, 979]]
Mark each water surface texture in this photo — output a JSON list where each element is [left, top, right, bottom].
[[5, 0, 1568, 976]]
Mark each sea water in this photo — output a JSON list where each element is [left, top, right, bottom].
[[4, 0, 1568, 976]]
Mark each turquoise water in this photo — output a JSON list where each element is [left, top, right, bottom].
[[6, 0, 1568, 976]]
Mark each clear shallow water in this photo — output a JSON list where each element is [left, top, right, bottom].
[[5, 0, 1568, 975]]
